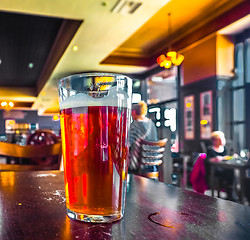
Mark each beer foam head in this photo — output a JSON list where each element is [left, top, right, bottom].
[[60, 86, 130, 109]]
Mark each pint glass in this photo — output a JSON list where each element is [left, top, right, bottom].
[[58, 73, 132, 223]]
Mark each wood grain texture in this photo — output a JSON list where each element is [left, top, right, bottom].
[[0, 171, 250, 240], [0, 142, 62, 170]]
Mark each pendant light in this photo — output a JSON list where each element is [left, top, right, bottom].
[[157, 13, 184, 69]]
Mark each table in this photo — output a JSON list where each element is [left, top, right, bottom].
[[0, 171, 250, 240], [209, 158, 249, 203]]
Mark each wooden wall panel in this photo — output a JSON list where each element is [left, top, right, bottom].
[[182, 36, 217, 85]]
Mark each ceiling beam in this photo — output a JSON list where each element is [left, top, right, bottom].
[[0, 87, 36, 101], [100, 55, 152, 67], [35, 18, 83, 95]]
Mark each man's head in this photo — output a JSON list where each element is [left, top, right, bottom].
[[132, 101, 147, 119], [211, 131, 226, 147]]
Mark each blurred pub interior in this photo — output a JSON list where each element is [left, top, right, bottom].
[[0, 1, 249, 192]]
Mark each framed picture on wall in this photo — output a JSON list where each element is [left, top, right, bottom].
[[200, 90, 213, 139], [184, 95, 195, 140]]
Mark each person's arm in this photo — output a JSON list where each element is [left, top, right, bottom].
[[210, 156, 224, 162], [207, 147, 229, 162], [206, 147, 221, 162]]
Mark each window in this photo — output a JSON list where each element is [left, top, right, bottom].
[[246, 39, 250, 83], [147, 68, 178, 104], [147, 68, 179, 152], [231, 34, 250, 152], [233, 43, 244, 87]]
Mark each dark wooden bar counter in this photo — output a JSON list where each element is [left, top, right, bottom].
[[0, 171, 250, 240]]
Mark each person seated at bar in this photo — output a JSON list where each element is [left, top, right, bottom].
[[205, 131, 235, 201], [129, 101, 158, 176]]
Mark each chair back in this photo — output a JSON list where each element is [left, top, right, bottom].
[[0, 142, 62, 171], [190, 153, 208, 194], [130, 138, 167, 179]]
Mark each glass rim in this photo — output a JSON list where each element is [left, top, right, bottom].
[[58, 72, 132, 88]]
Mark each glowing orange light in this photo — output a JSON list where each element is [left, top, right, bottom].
[[186, 103, 191, 108], [157, 55, 166, 65], [173, 54, 184, 66], [164, 60, 172, 69], [157, 51, 184, 68], [52, 115, 60, 121], [1, 101, 7, 107], [7, 120, 15, 125], [8, 102, 14, 107], [160, 60, 166, 67], [200, 120, 208, 125], [167, 51, 177, 58], [1, 101, 14, 110], [73, 45, 78, 51]]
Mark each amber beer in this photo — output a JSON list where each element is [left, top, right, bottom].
[[60, 105, 129, 219]]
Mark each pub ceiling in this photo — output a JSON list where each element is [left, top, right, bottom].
[[0, 0, 248, 114]]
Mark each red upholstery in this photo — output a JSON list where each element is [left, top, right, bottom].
[[190, 153, 209, 194], [26, 129, 60, 165], [27, 129, 58, 145]]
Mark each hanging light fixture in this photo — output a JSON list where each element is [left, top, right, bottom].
[[157, 13, 184, 69]]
